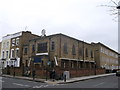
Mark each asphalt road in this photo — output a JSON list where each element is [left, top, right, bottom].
[[1, 75, 119, 88]]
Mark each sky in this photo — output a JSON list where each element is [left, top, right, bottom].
[[0, 0, 118, 52]]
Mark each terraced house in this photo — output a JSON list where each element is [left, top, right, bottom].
[[0, 31, 39, 74]]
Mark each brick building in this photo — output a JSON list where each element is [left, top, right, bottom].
[[0, 31, 39, 69], [22, 33, 104, 78], [23, 33, 95, 69], [10, 31, 39, 68], [92, 42, 119, 72]]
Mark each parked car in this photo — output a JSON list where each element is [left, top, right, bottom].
[[116, 70, 120, 76]]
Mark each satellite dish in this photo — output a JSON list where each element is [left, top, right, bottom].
[[41, 29, 46, 37]]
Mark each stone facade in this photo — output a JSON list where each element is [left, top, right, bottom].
[[92, 42, 119, 71], [23, 34, 95, 70]]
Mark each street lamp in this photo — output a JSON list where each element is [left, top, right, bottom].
[[14, 58, 17, 77], [11, 58, 17, 77], [1, 58, 6, 75]]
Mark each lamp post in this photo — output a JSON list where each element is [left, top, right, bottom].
[[46, 64, 48, 81], [1, 58, 5, 75], [11, 58, 17, 77], [45, 60, 51, 81]]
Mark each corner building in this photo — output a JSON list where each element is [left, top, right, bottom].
[[22, 34, 103, 78]]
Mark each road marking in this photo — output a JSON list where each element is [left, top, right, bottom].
[[33, 85, 44, 88], [33, 84, 58, 88], [43, 85, 49, 87], [94, 82, 105, 87], [13, 83, 30, 87]]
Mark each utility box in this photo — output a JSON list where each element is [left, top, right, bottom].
[[63, 71, 70, 79]]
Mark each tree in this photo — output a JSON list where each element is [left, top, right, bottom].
[[101, 0, 120, 21]]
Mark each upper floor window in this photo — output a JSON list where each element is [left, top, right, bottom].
[[6, 51, 8, 58], [91, 49, 93, 58], [32, 45, 35, 53], [2, 51, 4, 58], [24, 48, 28, 55], [63, 43, 68, 54], [37, 42, 47, 53], [6, 42, 9, 48], [79, 47, 83, 56], [85, 48, 88, 57], [72, 45, 76, 55], [12, 39, 15, 46], [16, 38, 19, 46], [16, 49, 19, 57], [51, 41, 55, 51], [3, 42, 5, 48], [11, 49, 15, 58]]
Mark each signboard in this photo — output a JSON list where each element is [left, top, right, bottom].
[[33, 57, 42, 63]]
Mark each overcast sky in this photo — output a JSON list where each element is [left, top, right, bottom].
[[0, 0, 118, 52]]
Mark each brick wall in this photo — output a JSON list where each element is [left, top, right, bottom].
[[3, 66, 105, 78]]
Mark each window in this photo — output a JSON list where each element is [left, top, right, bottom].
[[85, 48, 88, 57], [91, 50, 93, 58], [2, 51, 4, 58], [61, 61, 65, 68], [11, 49, 15, 58], [37, 42, 47, 53], [51, 42, 55, 51], [63, 43, 68, 54], [3, 42, 5, 48], [25, 60, 28, 67], [6, 42, 9, 48], [16, 38, 19, 46], [79, 47, 83, 56], [24, 48, 28, 55], [72, 45, 76, 55], [6, 51, 8, 58], [16, 49, 19, 57], [12, 39, 15, 46], [32, 45, 35, 53]]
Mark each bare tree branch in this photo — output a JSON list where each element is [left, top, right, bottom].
[[111, 0, 118, 5]]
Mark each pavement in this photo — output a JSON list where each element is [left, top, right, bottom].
[[2, 73, 116, 84]]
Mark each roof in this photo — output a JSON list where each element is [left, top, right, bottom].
[[93, 42, 119, 54], [29, 33, 91, 45]]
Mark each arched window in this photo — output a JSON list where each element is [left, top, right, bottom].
[[85, 48, 88, 57], [91, 49, 93, 58], [72, 45, 76, 55], [63, 43, 68, 54], [79, 47, 83, 56]]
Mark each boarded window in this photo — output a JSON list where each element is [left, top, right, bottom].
[[37, 42, 47, 53]]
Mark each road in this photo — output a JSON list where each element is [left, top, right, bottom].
[[1, 75, 119, 88]]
